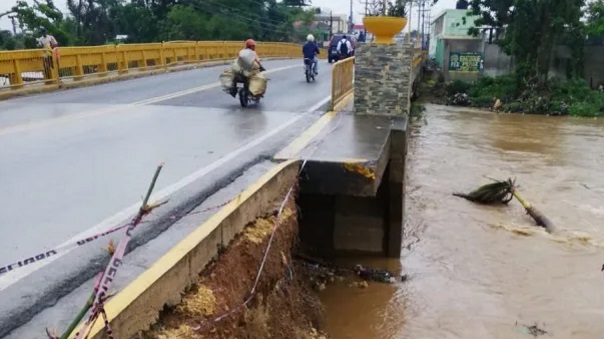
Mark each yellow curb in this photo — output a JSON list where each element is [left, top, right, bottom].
[[74, 159, 301, 339]]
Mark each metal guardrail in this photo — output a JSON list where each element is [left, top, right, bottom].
[[331, 56, 355, 110], [0, 41, 301, 90]]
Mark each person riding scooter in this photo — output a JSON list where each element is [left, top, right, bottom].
[[336, 35, 353, 60], [229, 39, 266, 97], [302, 34, 320, 76]]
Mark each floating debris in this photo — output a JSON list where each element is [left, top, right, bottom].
[[516, 322, 548, 337], [454, 178, 555, 233], [453, 179, 515, 205], [349, 281, 369, 289], [354, 264, 399, 283]]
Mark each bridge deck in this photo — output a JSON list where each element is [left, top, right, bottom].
[[277, 110, 407, 197]]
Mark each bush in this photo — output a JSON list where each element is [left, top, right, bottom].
[[446, 79, 472, 96], [462, 74, 603, 117], [502, 101, 525, 113], [410, 102, 426, 117], [425, 70, 604, 117], [543, 78, 604, 116], [470, 95, 494, 108], [469, 75, 518, 100], [568, 94, 604, 117]]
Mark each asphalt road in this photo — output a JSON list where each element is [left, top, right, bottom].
[[0, 58, 332, 291]]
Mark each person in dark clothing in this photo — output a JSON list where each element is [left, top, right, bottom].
[[302, 34, 320, 75], [337, 35, 353, 59]]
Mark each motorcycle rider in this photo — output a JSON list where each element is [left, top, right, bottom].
[[336, 35, 353, 59], [302, 34, 320, 75], [229, 39, 265, 97]]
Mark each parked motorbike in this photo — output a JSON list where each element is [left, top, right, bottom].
[[304, 58, 315, 83], [233, 66, 266, 108]]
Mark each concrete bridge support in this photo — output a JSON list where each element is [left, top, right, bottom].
[[296, 43, 419, 259], [296, 119, 407, 258]]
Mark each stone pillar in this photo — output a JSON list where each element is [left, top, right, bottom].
[[354, 43, 415, 116]]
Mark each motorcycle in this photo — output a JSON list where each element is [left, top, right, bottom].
[[233, 66, 266, 108], [304, 58, 315, 83]]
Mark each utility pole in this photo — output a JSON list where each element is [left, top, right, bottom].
[[348, 0, 354, 34], [417, 0, 421, 46], [418, 1, 431, 49], [329, 11, 333, 39], [407, 0, 412, 43], [424, 11, 432, 49]]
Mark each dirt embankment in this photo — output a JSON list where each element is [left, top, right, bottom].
[[142, 193, 328, 339]]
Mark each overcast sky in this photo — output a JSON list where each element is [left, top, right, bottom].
[[1, 0, 456, 32]]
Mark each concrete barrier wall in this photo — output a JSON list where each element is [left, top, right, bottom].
[[75, 160, 301, 339]]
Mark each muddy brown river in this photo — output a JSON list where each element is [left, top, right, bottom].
[[320, 104, 604, 339]]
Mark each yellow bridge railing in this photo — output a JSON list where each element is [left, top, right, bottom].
[[331, 56, 355, 110], [0, 41, 304, 91]]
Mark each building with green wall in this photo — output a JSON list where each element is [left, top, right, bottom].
[[429, 9, 484, 80]]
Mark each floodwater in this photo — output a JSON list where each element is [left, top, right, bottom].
[[320, 104, 604, 339]]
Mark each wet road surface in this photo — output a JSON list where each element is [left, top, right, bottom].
[[321, 105, 604, 338], [0, 59, 332, 288]]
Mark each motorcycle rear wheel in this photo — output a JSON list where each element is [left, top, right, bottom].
[[239, 88, 249, 107]]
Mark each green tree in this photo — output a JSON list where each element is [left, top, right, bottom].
[[0, 30, 18, 50], [586, 0, 604, 37], [5, 0, 318, 48], [110, 2, 160, 43], [455, 0, 468, 9], [9, 0, 72, 46], [283, 0, 311, 7], [466, 0, 584, 85], [67, 0, 118, 45]]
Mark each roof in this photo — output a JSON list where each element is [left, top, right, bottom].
[[430, 9, 469, 25], [441, 35, 482, 40]]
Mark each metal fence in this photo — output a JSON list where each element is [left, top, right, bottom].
[[0, 41, 301, 92], [331, 56, 355, 110]]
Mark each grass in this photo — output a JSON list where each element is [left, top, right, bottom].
[[444, 75, 604, 117]]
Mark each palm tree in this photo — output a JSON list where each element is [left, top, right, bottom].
[[454, 178, 555, 232]]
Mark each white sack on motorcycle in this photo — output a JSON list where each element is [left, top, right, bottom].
[[219, 70, 234, 91], [248, 72, 267, 97], [237, 49, 256, 71]]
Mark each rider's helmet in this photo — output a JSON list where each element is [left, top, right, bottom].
[[245, 39, 256, 50], [306, 34, 315, 42]]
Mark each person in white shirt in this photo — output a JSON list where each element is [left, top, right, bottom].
[[36, 27, 58, 80], [336, 35, 353, 59]]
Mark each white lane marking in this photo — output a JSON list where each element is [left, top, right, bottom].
[[0, 64, 300, 137], [0, 94, 332, 290]]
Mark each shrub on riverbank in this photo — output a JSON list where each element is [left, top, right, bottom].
[[444, 75, 604, 117]]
